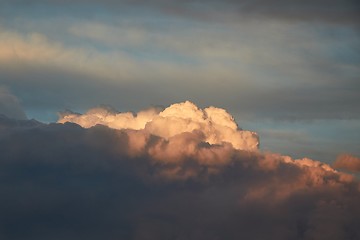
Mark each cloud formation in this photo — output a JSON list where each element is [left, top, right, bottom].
[[58, 101, 259, 151], [0, 86, 26, 120], [3, 0, 359, 26], [0, 102, 359, 239], [333, 154, 360, 172], [0, 0, 359, 236], [1, 23, 359, 121]]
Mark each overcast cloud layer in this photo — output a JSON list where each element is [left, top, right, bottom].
[[2, 0, 360, 25], [0, 0, 359, 121]]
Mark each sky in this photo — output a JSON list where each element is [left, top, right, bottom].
[[0, 0, 359, 163], [0, 1, 360, 239]]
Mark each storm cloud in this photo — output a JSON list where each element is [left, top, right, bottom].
[[0, 102, 359, 240]]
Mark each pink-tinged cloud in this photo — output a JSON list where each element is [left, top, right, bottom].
[[0, 102, 359, 239], [333, 154, 360, 172], [58, 101, 259, 151]]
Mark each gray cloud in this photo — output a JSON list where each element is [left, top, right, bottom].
[[0, 86, 26, 120], [2, 0, 359, 26], [1, 15, 359, 122], [1, 57, 359, 122], [0, 114, 359, 239]]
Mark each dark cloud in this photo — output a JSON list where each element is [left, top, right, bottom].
[[219, 0, 360, 25], [1, 5, 359, 122], [235, 78, 360, 120], [1, 60, 359, 122], [0, 115, 359, 239], [0, 87, 27, 120], [2, 0, 359, 26]]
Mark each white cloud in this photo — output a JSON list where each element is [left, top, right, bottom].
[[58, 101, 259, 151]]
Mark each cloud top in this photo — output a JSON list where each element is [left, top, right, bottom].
[[58, 101, 259, 151]]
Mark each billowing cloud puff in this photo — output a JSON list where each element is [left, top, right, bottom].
[[0, 86, 26, 120], [58, 101, 259, 151], [333, 154, 360, 172], [1, 103, 359, 239]]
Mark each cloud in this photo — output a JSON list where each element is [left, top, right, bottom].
[[333, 154, 360, 172], [3, 0, 360, 26], [0, 103, 359, 239], [0, 28, 139, 82], [1, 24, 359, 121], [0, 86, 26, 119], [213, 0, 360, 26], [58, 101, 259, 151]]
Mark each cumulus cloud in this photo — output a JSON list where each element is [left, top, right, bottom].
[[333, 154, 360, 172], [58, 101, 259, 151], [0, 102, 359, 239], [0, 86, 26, 120]]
